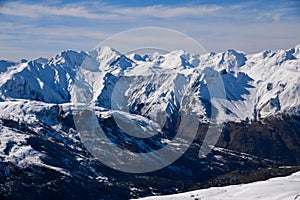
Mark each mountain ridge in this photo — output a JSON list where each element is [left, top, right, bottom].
[[0, 44, 299, 122]]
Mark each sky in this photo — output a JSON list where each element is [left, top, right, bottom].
[[0, 0, 300, 60]]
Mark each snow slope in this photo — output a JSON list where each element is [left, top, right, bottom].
[[139, 171, 300, 200]]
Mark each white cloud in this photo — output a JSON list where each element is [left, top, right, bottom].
[[0, 1, 297, 23], [0, 2, 222, 20], [0, 2, 119, 19], [31, 26, 110, 40], [113, 5, 222, 18]]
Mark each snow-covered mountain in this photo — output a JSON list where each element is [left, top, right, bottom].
[[0, 45, 299, 199], [0, 45, 299, 122]]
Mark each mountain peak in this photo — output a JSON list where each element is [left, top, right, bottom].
[[50, 50, 87, 68], [292, 44, 300, 58], [217, 49, 247, 71], [92, 46, 133, 72], [95, 46, 121, 58]]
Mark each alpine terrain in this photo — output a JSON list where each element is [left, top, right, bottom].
[[0, 44, 300, 199]]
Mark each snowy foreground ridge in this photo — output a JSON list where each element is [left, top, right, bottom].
[[139, 171, 300, 200]]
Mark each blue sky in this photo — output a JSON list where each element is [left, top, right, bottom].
[[0, 0, 299, 60]]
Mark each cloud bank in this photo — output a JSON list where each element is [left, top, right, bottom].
[[0, 1, 299, 60]]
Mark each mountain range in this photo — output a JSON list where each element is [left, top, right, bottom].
[[0, 45, 299, 199]]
